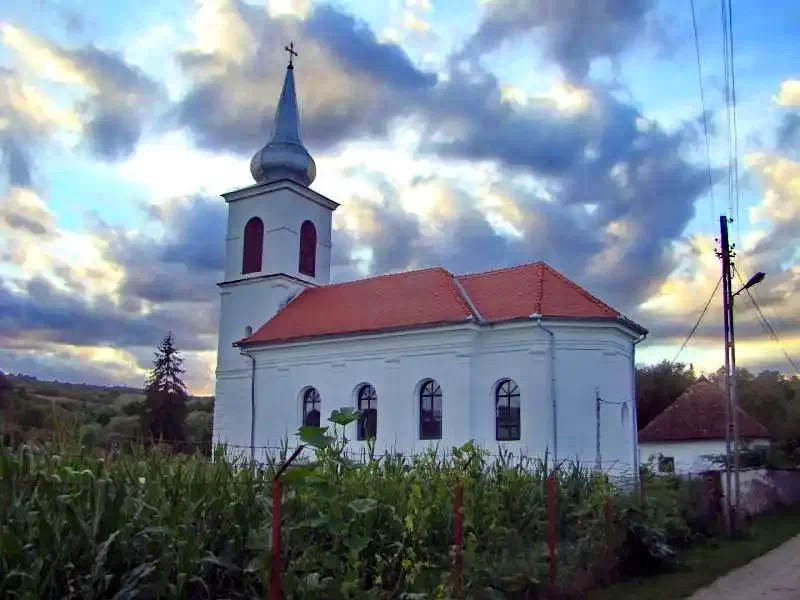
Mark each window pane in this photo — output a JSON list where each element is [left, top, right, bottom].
[[357, 384, 378, 440], [303, 388, 321, 427], [496, 379, 521, 441], [419, 380, 442, 440]]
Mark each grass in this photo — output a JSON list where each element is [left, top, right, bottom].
[[586, 507, 800, 600]]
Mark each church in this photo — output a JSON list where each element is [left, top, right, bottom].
[[212, 51, 647, 470]]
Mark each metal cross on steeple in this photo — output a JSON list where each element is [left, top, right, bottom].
[[285, 42, 298, 68]]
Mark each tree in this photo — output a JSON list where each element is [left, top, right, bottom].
[[142, 333, 188, 445], [635, 361, 696, 429], [0, 371, 13, 410]]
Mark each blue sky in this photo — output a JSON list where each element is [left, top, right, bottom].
[[1, 0, 798, 393]]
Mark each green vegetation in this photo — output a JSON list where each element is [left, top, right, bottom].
[[586, 507, 800, 600], [1, 334, 212, 453], [0, 406, 729, 599]]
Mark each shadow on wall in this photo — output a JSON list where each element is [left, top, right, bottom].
[[725, 468, 800, 517]]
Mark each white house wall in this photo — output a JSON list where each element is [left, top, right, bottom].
[[213, 320, 640, 468], [639, 440, 727, 474]]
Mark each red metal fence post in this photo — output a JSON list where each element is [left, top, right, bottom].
[[270, 445, 305, 600], [271, 477, 282, 600], [547, 473, 557, 585], [453, 481, 464, 596]]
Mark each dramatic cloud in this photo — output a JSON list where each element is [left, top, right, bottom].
[[176, 0, 436, 154], [466, 0, 656, 79], [774, 79, 800, 107], [1, 24, 164, 160]]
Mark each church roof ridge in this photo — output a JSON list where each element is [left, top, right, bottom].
[[455, 260, 545, 279], [304, 265, 449, 292]]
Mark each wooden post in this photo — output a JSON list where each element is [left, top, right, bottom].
[[547, 473, 557, 585], [453, 482, 464, 596]]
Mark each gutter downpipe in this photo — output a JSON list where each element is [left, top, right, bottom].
[[532, 314, 557, 465], [239, 348, 256, 466], [631, 332, 647, 489]]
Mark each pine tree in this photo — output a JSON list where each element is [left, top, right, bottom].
[[143, 332, 188, 445]]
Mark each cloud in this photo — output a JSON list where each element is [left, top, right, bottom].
[[176, 0, 436, 155], [0, 186, 57, 236], [466, 0, 656, 80], [1, 24, 165, 160], [774, 79, 800, 107]]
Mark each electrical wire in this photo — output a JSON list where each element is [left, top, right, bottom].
[[672, 276, 723, 363], [734, 267, 800, 373], [689, 0, 716, 222], [726, 0, 741, 240], [720, 0, 734, 223]]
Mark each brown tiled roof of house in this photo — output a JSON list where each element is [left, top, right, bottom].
[[638, 377, 770, 442], [240, 261, 637, 346]]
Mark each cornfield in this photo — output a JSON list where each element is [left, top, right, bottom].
[[0, 409, 706, 599]]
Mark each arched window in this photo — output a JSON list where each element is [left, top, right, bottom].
[[621, 402, 629, 426], [242, 217, 264, 274], [419, 379, 442, 440], [302, 387, 321, 427], [495, 379, 520, 441], [357, 384, 377, 440], [298, 220, 317, 277]]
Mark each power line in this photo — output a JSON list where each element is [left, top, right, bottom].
[[734, 267, 800, 373], [689, 0, 716, 222], [672, 276, 723, 363], [726, 0, 741, 240], [720, 0, 734, 222]]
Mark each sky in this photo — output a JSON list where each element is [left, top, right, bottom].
[[1, 0, 799, 394]]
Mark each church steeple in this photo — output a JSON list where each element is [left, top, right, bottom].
[[250, 43, 316, 186]]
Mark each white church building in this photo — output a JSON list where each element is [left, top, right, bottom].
[[213, 56, 648, 469]]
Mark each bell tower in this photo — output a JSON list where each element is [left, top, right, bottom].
[[214, 45, 338, 444]]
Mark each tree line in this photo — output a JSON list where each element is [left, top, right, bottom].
[[0, 333, 210, 453]]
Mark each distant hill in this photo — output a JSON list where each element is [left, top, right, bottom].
[[1, 371, 214, 448]]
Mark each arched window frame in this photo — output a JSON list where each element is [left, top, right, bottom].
[[495, 379, 521, 441], [298, 220, 317, 277], [356, 384, 377, 440], [621, 402, 630, 426], [242, 217, 264, 274], [302, 387, 321, 427], [419, 379, 442, 440]]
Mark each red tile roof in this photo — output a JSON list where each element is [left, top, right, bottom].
[[638, 377, 770, 443], [240, 261, 635, 346], [457, 262, 619, 322], [241, 267, 474, 345]]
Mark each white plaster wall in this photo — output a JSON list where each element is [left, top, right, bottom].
[[215, 276, 304, 372], [639, 440, 727, 474], [224, 185, 333, 284], [553, 328, 637, 470], [213, 320, 639, 466]]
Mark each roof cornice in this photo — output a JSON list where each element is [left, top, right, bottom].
[[222, 179, 339, 211]]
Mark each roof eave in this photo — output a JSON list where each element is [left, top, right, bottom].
[[237, 318, 479, 348]]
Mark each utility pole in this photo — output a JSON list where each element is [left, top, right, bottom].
[[595, 389, 602, 471], [717, 215, 735, 536], [717, 216, 766, 536]]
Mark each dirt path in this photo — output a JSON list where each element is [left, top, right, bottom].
[[687, 535, 800, 600]]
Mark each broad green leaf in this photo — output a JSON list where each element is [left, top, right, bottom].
[[296, 426, 333, 449], [280, 464, 318, 483], [329, 406, 360, 426], [345, 535, 369, 553], [348, 498, 378, 514]]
